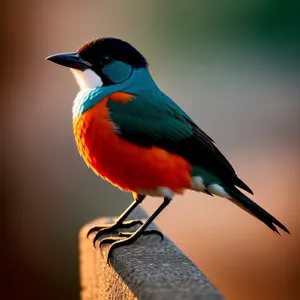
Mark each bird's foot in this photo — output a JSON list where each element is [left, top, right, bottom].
[[87, 219, 143, 247], [118, 230, 164, 240], [99, 230, 164, 264]]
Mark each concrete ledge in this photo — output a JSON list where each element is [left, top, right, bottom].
[[79, 207, 224, 300]]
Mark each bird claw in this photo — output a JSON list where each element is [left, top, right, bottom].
[[86, 219, 143, 247], [87, 219, 143, 237], [99, 229, 164, 264], [118, 230, 164, 241], [99, 236, 124, 250]]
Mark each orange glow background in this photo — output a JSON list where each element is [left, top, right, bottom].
[[1, 1, 299, 299]]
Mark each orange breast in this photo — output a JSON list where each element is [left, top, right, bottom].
[[73, 94, 192, 194]]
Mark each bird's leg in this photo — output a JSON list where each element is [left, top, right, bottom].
[[87, 194, 146, 247], [100, 197, 171, 263]]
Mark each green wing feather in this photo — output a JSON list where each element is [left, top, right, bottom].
[[108, 94, 192, 142]]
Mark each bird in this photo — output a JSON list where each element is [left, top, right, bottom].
[[46, 37, 290, 261]]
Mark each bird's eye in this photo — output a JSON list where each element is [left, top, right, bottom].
[[100, 55, 112, 66]]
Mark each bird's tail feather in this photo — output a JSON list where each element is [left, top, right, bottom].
[[225, 187, 290, 234]]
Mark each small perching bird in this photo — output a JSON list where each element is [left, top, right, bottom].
[[47, 37, 290, 261]]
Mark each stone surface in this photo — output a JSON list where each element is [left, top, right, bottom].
[[79, 207, 223, 300]]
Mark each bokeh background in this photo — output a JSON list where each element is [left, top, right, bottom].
[[1, 0, 300, 299]]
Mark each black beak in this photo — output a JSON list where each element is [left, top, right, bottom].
[[46, 52, 92, 71]]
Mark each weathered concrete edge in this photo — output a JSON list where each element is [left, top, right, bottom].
[[79, 206, 224, 300]]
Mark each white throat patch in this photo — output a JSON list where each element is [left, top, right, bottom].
[[71, 69, 103, 90]]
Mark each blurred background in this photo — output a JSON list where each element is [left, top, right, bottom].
[[1, 0, 299, 299]]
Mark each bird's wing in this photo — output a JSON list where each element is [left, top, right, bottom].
[[107, 92, 252, 194]]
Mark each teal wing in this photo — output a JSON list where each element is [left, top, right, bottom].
[[107, 93, 253, 194]]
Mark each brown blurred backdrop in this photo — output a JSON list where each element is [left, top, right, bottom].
[[1, 1, 300, 299]]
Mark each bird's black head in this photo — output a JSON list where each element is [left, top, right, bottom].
[[78, 37, 148, 69], [46, 37, 148, 87]]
